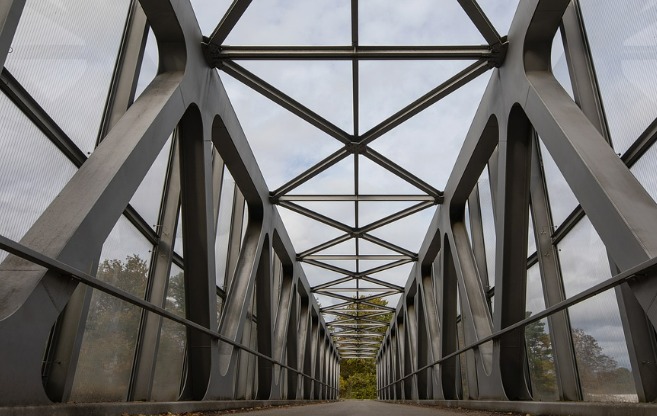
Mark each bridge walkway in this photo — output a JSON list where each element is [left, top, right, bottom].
[[227, 400, 518, 416]]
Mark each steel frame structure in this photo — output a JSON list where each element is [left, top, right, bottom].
[[203, 0, 504, 361], [0, 0, 339, 406], [376, 0, 657, 406], [0, 0, 656, 414]]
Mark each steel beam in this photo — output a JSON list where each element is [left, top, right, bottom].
[[315, 288, 402, 293], [271, 148, 351, 197], [221, 61, 351, 145], [456, 0, 502, 46], [278, 194, 435, 202], [278, 201, 352, 233], [0, 69, 87, 167], [213, 45, 496, 61], [297, 234, 352, 258], [359, 60, 491, 146], [206, 0, 253, 46], [303, 255, 410, 261], [361, 233, 417, 257]]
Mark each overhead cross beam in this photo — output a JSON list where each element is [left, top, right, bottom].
[[209, 45, 499, 61], [205, 0, 506, 364]]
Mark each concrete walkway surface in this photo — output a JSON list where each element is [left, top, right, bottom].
[[225, 400, 517, 415]]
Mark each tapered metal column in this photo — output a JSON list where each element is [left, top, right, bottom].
[[297, 296, 311, 399], [270, 272, 294, 399], [286, 288, 299, 399], [131, 135, 181, 400], [416, 287, 431, 399], [179, 107, 219, 400], [405, 299, 419, 399], [560, 2, 657, 402], [255, 240, 273, 400], [491, 107, 532, 400], [0, 0, 25, 68], [529, 138, 582, 401]]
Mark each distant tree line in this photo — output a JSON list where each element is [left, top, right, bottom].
[[525, 314, 634, 400], [337, 297, 392, 399]]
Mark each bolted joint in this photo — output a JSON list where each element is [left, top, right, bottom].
[[489, 37, 509, 68], [268, 191, 282, 205], [201, 37, 222, 68], [350, 229, 364, 239], [346, 141, 366, 155]]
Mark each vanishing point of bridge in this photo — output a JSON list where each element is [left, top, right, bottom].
[[1, 0, 657, 415]]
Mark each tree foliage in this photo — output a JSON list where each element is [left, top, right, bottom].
[[337, 297, 393, 399], [524, 312, 635, 399], [73, 255, 150, 400], [73, 255, 187, 401], [571, 328, 634, 395], [525, 318, 557, 399]]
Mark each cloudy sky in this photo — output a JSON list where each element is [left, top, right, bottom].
[[4, 0, 657, 380]]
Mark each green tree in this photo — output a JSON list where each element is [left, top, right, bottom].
[[524, 316, 636, 399], [341, 369, 377, 399], [524, 317, 557, 399], [74, 255, 189, 401], [336, 297, 392, 399], [73, 254, 150, 401], [572, 328, 634, 395]]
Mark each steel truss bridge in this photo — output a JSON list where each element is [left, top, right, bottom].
[[1, 0, 657, 415]]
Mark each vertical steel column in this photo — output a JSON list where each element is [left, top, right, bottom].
[[468, 186, 491, 293], [131, 134, 181, 400], [211, 151, 225, 233], [379, 344, 385, 399], [404, 299, 419, 399], [224, 190, 247, 290], [386, 343, 392, 399], [386, 341, 393, 399], [297, 296, 311, 399], [286, 288, 299, 399], [491, 107, 532, 400], [529, 138, 582, 401], [435, 237, 462, 400], [398, 318, 408, 399], [392, 328, 403, 399], [313, 329, 323, 399], [179, 107, 219, 400], [255, 241, 273, 399], [235, 297, 254, 399], [309, 316, 319, 399], [323, 336, 329, 398], [245, 305, 259, 399], [270, 272, 294, 399], [420, 261, 444, 399], [416, 288, 431, 399]]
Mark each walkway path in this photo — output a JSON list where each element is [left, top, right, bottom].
[[227, 400, 515, 416]]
